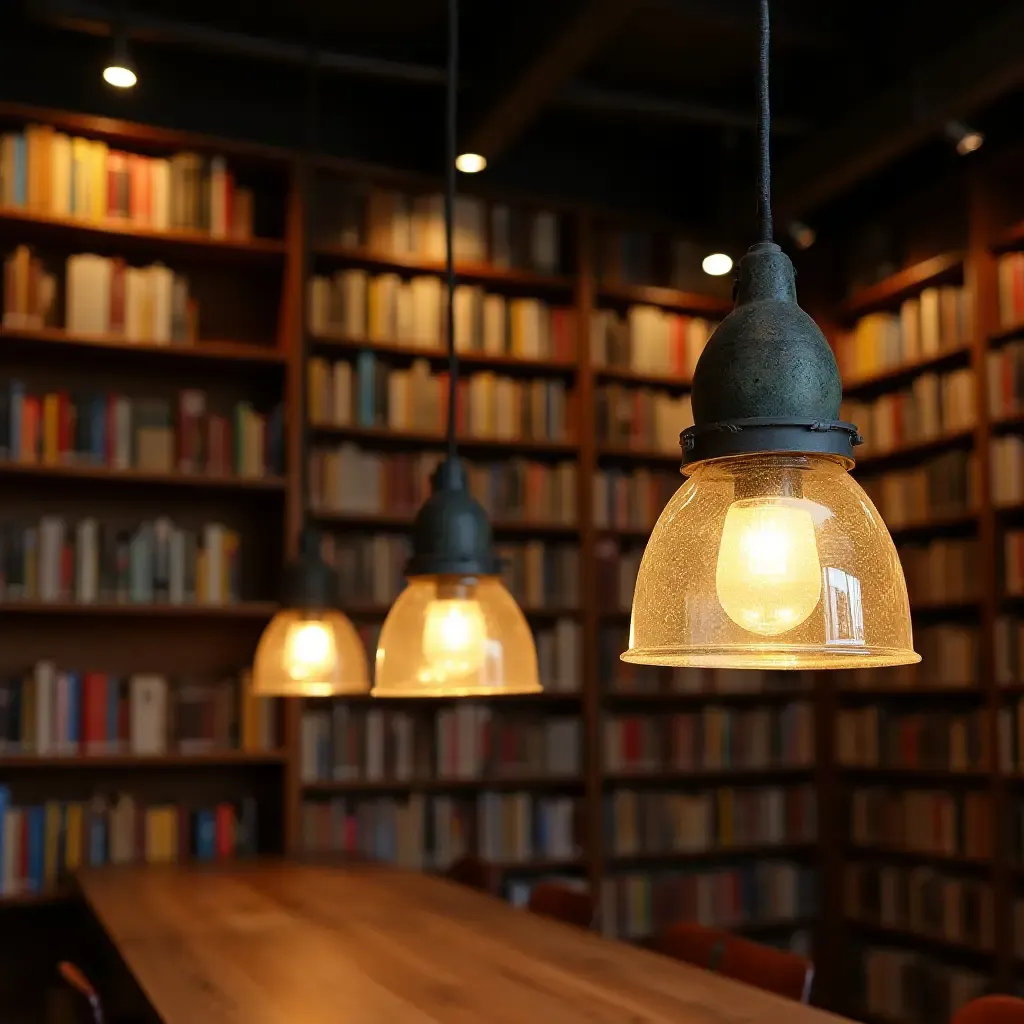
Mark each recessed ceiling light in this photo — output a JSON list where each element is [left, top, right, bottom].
[[455, 153, 486, 173], [103, 64, 137, 88], [945, 120, 983, 156], [702, 253, 733, 276]]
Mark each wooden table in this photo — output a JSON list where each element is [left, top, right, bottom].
[[77, 861, 854, 1023]]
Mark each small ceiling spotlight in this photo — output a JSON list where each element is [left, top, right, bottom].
[[945, 120, 983, 156]]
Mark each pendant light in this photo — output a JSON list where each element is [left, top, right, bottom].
[[372, 0, 541, 698], [622, 0, 919, 672], [252, 38, 370, 699]]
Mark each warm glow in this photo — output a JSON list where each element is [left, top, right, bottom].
[[789, 221, 816, 249], [283, 620, 335, 680], [422, 594, 488, 678], [715, 497, 822, 636], [702, 253, 733, 276], [957, 131, 983, 155], [455, 153, 487, 173], [103, 65, 137, 88]]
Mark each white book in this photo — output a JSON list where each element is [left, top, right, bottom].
[[365, 710, 384, 781], [76, 517, 98, 603], [34, 660, 55, 755], [130, 674, 167, 754], [150, 264, 174, 344], [113, 397, 132, 470], [38, 516, 64, 602]]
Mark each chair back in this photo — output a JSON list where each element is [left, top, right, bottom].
[[57, 962, 103, 1024], [953, 996, 1024, 1024], [650, 921, 729, 971], [444, 855, 498, 895], [526, 882, 594, 929], [719, 934, 814, 1004]]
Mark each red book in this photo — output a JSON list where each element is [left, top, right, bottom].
[[82, 672, 106, 753], [1012, 254, 1024, 324], [624, 717, 640, 767], [129, 154, 147, 225], [21, 396, 40, 463], [106, 151, 129, 219], [214, 803, 235, 860]]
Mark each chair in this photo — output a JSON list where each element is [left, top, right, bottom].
[[58, 961, 104, 1024], [650, 921, 729, 972], [718, 933, 814, 1004], [953, 996, 1024, 1024], [444, 855, 499, 895], [526, 882, 595, 929]]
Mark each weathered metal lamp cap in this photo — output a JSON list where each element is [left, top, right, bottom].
[[681, 241, 861, 468], [282, 526, 340, 608], [406, 456, 502, 577]]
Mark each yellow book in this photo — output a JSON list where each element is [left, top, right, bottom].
[[71, 136, 90, 217], [90, 140, 108, 222], [44, 801, 61, 890], [367, 278, 383, 340], [64, 803, 83, 872], [42, 394, 59, 466]]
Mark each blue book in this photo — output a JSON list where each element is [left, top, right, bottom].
[[92, 396, 106, 465], [0, 787, 9, 895], [356, 352, 376, 427], [26, 806, 44, 893], [9, 380, 23, 461], [66, 672, 80, 748], [195, 810, 216, 861], [12, 135, 26, 208], [106, 676, 120, 750], [88, 809, 106, 866]]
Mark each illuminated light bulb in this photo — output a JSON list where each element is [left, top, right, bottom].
[[422, 594, 487, 678], [715, 497, 822, 636], [455, 153, 487, 173], [282, 619, 336, 681], [945, 120, 983, 156], [103, 65, 137, 89], [702, 252, 733, 276]]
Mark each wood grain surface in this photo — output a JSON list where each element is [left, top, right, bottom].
[[77, 861, 853, 1024]]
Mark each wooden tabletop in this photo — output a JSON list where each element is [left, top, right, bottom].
[[77, 861, 854, 1024]]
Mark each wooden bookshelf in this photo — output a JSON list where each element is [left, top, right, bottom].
[[310, 423, 578, 455], [0, 462, 288, 492], [839, 253, 965, 318], [841, 345, 971, 397], [596, 281, 731, 315]]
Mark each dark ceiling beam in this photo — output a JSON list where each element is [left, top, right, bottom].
[[462, 0, 641, 162], [775, 1, 1024, 219], [653, 0, 841, 49]]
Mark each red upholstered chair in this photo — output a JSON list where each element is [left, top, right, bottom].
[[526, 882, 595, 930], [650, 921, 729, 972], [58, 961, 104, 1024], [718, 933, 814, 1004], [953, 996, 1024, 1024], [444, 855, 499, 895]]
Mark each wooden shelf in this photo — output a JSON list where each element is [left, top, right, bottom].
[[988, 321, 1024, 346], [0, 327, 286, 366], [303, 776, 584, 794], [910, 600, 981, 616], [842, 345, 972, 397], [596, 281, 731, 315], [841, 766, 989, 782], [340, 602, 580, 621], [0, 206, 287, 259], [593, 365, 692, 389], [734, 917, 816, 937], [839, 685, 983, 699], [605, 689, 813, 705], [309, 334, 577, 375], [0, 462, 287, 492], [310, 424, 578, 455], [597, 525, 657, 541], [991, 412, 1024, 432], [0, 751, 288, 767], [312, 244, 573, 291], [308, 509, 578, 536], [992, 219, 1024, 254], [839, 254, 965, 319], [607, 842, 815, 867], [853, 430, 975, 472], [595, 445, 680, 464], [603, 766, 812, 785], [846, 918, 993, 959], [0, 601, 277, 620], [846, 845, 990, 869]]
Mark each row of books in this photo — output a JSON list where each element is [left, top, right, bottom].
[[0, 127, 255, 237], [990, 436, 1024, 506], [836, 284, 971, 383], [837, 708, 989, 771], [841, 625, 979, 691], [0, 383, 282, 478], [594, 230, 715, 293], [0, 516, 243, 606], [603, 705, 815, 774], [595, 385, 692, 453], [605, 785, 817, 856], [599, 862, 816, 941], [1004, 530, 1024, 595], [997, 252, 1024, 328], [308, 272, 576, 360], [859, 946, 987, 1024], [850, 788, 991, 860], [309, 447, 579, 522], [842, 368, 976, 456], [846, 863, 993, 950], [0, 666, 276, 755], [898, 538, 979, 606], [996, 702, 1024, 775], [300, 707, 581, 784], [589, 307, 712, 377], [309, 354, 571, 441], [4, 247, 198, 343], [592, 467, 677, 532], [987, 339, 1024, 418], [861, 450, 976, 526], [477, 794, 581, 864], [0, 789, 258, 895]]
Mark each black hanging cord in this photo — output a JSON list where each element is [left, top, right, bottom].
[[756, 0, 772, 243], [444, 0, 459, 461]]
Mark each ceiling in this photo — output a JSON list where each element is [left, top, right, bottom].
[[4, 0, 1024, 242]]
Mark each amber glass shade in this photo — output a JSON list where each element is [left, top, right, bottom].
[[252, 608, 370, 697], [622, 453, 919, 670], [372, 575, 541, 697]]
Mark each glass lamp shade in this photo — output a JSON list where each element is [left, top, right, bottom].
[[372, 575, 541, 697], [251, 608, 369, 697], [622, 453, 920, 670]]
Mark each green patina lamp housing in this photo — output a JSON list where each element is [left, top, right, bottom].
[[622, 241, 921, 671], [372, 457, 541, 697]]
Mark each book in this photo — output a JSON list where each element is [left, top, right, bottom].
[[595, 384, 693, 453], [860, 450, 977, 526], [590, 307, 714, 377], [593, 467, 679, 531], [837, 707, 989, 770]]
